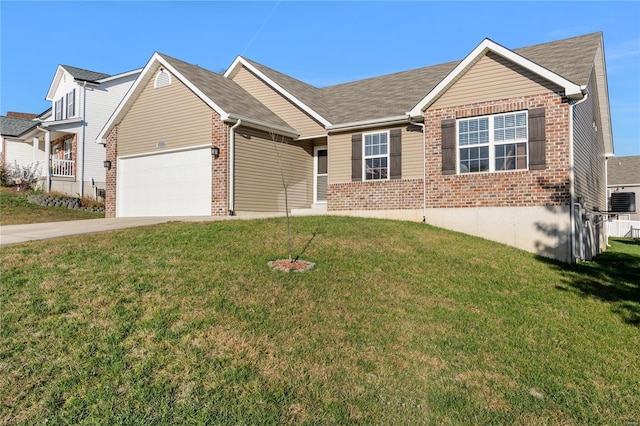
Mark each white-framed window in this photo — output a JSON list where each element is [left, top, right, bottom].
[[458, 111, 528, 174], [62, 138, 73, 160], [364, 131, 388, 180], [55, 98, 64, 120], [66, 89, 75, 118]]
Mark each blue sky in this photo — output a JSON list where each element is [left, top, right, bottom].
[[1, 1, 639, 156]]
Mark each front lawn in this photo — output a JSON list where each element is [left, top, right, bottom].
[[1, 216, 638, 424], [0, 188, 104, 226]]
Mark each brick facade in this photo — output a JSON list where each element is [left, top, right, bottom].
[[105, 126, 118, 218], [328, 92, 571, 212], [328, 178, 423, 211], [211, 111, 228, 216]]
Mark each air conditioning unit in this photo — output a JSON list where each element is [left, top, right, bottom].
[[610, 192, 636, 213]]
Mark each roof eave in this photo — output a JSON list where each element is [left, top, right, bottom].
[[97, 68, 144, 84], [225, 114, 300, 139], [327, 115, 409, 133]]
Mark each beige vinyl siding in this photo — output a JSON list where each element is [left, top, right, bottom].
[[232, 67, 326, 138], [328, 126, 422, 184], [573, 72, 606, 212], [402, 127, 423, 179], [431, 52, 562, 110], [234, 128, 313, 211], [328, 132, 351, 184], [118, 70, 212, 157]]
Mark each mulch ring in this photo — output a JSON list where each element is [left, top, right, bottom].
[[268, 259, 315, 273]]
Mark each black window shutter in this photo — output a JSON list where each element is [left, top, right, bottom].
[[441, 119, 456, 175], [390, 129, 402, 180], [528, 108, 546, 170], [351, 133, 362, 181]]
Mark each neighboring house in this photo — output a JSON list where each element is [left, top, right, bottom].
[[98, 32, 612, 263], [1, 65, 141, 197], [1, 112, 48, 177], [608, 155, 640, 221]]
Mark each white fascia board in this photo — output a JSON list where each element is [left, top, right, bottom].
[[225, 114, 300, 139], [97, 68, 143, 84], [96, 53, 230, 144], [409, 38, 585, 117], [41, 117, 83, 127], [326, 115, 409, 133], [45, 66, 66, 101], [225, 56, 332, 127]]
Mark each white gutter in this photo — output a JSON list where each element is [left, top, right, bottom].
[[327, 116, 409, 133], [407, 114, 426, 223], [228, 119, 242, 215], [224, 114, 299, 139], [569, 90, 590, 262]]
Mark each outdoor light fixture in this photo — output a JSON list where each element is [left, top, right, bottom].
[[211, 146, 220, 157], [103, 160, 112, 170]]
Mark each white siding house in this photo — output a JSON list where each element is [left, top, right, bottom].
[[37, 65, 141, 196], [1, 65, 141, 196]]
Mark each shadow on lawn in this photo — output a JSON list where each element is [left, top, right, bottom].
[[538, 240, 640, 327]]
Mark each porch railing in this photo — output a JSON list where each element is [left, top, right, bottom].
[[51, 159, 74, 177]]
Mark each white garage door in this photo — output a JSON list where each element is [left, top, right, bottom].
[[117, 148, 212, 217]]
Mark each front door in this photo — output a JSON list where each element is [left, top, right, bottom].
[[314, 147, 327, 203]]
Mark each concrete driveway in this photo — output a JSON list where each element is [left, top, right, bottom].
[[0, 213, 284, 246]]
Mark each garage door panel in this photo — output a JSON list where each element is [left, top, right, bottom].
[[118, 148, 212, 217]]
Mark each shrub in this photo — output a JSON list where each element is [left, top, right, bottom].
[[4, 161, 43, 191], [0, 165, 9, 187]]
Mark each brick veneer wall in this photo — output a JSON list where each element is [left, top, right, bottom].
[[211, 111, 228, 216], [329, 179, 423, 211], [328, 92, 571, 212], [105, 126, 118, 217], [424, 93, 571, 208]]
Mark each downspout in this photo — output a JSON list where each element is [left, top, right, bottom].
[[604, 157, 611, 247], [80, 81, 88, 197], [407, 115, 426, 223], [228, 119, 242, 215], [569, 90, 590, 262]]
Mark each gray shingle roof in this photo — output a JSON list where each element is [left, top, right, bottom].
[[608, 156, 640, 185], [244, 32, 602, 126], [61, 65, 110, 82], [513, 32, 601, 87], [321, 61, 459, 124], [242, 58, 333, 122], [0, 116, 38, 137], [160, 54, 295, 132]]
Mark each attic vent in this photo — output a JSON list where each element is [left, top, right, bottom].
[[154, 69, 171, 88], [610, 192, 636, 213]]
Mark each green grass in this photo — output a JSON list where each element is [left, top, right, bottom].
[[0, 188, 104, 225], [1, 216, 638, 424]]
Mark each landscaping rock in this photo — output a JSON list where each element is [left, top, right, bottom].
[[26, 194, 104, 213]]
